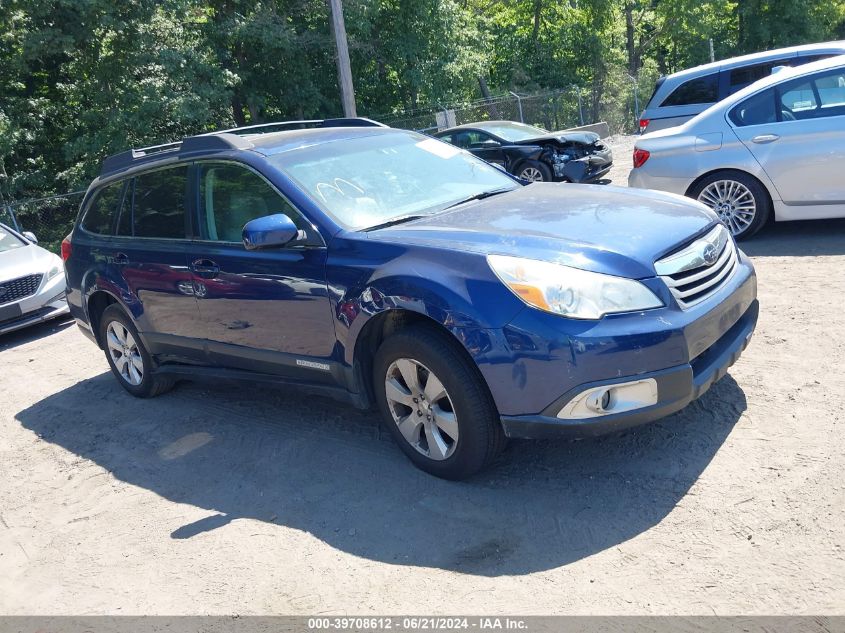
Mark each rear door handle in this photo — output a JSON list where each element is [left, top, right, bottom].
[[113, 252, 129, 265], [191, 258, 220, 279], [751, 134, 780, 144]]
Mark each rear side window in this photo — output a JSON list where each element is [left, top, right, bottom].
[[81, 181, 125, 235], [729, 88, 777, 126], [728, 59, 792, 94], [660, 73, 719, 107], [131, 167, 189, 239]]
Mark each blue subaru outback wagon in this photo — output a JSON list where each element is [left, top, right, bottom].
[[63, 118, 758, 479]]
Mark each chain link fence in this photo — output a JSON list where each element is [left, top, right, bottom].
[[2, 192, 85, 255], [379, 81, 648, 135]]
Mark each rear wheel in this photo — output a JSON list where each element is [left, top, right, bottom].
[[373, 324, 505, 480], [689, 170, 771, 240], [99, 305, 174, 398], [516, 161, 553, 183]]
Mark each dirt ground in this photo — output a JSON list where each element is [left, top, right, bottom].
[[1, 136, 844, 615]]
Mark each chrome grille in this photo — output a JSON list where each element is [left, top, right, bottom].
[[655, 225, 737, 309], [0, 273, 43, 306]]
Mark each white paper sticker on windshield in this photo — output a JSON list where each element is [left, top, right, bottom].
[[416, 138, 461, 159]]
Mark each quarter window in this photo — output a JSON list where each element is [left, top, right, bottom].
[[660, 73, 719, 107], [81, 181, 125, 235], [198, 163, 303, 243], [132, 167, 189, 239]]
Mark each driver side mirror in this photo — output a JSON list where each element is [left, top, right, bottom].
[[22, 231, 38, 244], [242, 214, 302, 250]]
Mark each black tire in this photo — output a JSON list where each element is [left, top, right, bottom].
[[516, 160, 553, 183], [688, 170, 771, 241], [373, 324, 505, 480], [99, 304, 175, 398]]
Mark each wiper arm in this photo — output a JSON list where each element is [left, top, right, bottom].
[[361, 214, 427, 232], [443, 187, 514, 210]]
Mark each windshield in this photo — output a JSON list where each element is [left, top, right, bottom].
[[475, 121, 547, 142], [0, 225, 26, 253], [270, 131, 517, 229]]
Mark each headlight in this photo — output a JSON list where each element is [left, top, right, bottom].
[[46, 262, 62, 280], [487, 254, 663, 319]]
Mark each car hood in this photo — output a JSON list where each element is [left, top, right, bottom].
[[0, 243, 60, 283], [512, 131, 601, 147], [367, 183, 719, 279]]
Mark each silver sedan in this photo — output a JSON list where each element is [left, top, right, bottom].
[[629, 55, 845, 239]]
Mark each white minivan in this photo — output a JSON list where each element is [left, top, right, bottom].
[[639, 41, 845, 134]]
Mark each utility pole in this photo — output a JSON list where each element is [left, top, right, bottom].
[[709, 38, 715, 63], [329, 0, 357, 117]]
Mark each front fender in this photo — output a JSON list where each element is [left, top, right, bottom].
[[327, 237, 525, 366]]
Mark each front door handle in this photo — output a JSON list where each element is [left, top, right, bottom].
[[751, 134, 780, 144], [191, 258, 220, 279]]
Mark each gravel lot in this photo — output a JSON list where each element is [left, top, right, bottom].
[[1, 136, 844, 615]]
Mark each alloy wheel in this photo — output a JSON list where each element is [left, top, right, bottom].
[[384, 358, 459, 461], [106, 321, 144, 386], [519, 166, 545, 182], [697, 179, 756, 236]]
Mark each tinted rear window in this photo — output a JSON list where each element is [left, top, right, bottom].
[[81, 181, 125, 235], [132, 167, 189, 239], [728, 58, 792, 94], [661, 73, 719, 107]]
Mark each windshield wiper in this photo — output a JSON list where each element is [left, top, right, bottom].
[[443, 187, 515, 210], [361, 214, 427, 232]]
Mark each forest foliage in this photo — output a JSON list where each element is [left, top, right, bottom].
[[1, 0, 844, 204]]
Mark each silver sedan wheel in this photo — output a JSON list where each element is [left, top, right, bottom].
[[519, 166, 545, 182], [106, 321, 144, 386], [384, 358, 459, 461], [697, 180, 756, 236]]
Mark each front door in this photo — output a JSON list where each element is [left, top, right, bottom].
[[188, 161, 337, 381], [733, 67, 845, 207]]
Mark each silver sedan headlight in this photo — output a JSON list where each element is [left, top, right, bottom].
[[487, 254, 663, 319]]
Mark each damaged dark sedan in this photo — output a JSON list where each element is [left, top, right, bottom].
[[433, 120, 613, 183]]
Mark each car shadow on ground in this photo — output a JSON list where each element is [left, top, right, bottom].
[[742, 218, 845, 257], [0, 316, 75, 352], [16, 371, 746, 576]]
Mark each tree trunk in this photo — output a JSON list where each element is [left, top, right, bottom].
[[477, 76, 499, 119], [624, 2, 638, 75]]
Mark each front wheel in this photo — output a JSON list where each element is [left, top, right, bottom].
[[689, 171, 771, 240], [373, 325, 505, 480], [516, 161, 553, 183]]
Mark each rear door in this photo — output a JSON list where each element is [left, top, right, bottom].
[[111, 164, 205, 360], [187, 161, 337, 381], [731, 67, 845, 206]]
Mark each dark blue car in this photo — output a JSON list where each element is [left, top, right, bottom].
[[63, 118, 758, 479]]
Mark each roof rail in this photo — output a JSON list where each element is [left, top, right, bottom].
[[207, 117, 387, 136], [100, 117, 387, 177]]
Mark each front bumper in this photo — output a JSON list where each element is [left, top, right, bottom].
[[472, 251, 758, 439], [500, 299, 757, 438], [0, 283, 70, 335]]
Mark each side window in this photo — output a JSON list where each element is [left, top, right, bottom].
[[132, 166, 189, 239], [729, 88, 777, 126], [813, 69, 845, 110], [465, 131, 499, 148], [81, 181, 125, 235], [198, 162, 303, 243], [779, 80, 818, 117], [452, 132, 472, 149], [728, 59, 791, 95], [438, 134, 454, 145], [115, 179, 133, 236], [661, 73, 719, 107]]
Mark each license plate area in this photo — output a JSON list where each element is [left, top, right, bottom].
[[0, 302, 23, 323]]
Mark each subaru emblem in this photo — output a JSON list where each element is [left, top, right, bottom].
[[0, 286, 7, 298]]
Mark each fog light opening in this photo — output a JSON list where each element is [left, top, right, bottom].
[[557, 378, 659, 420]]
